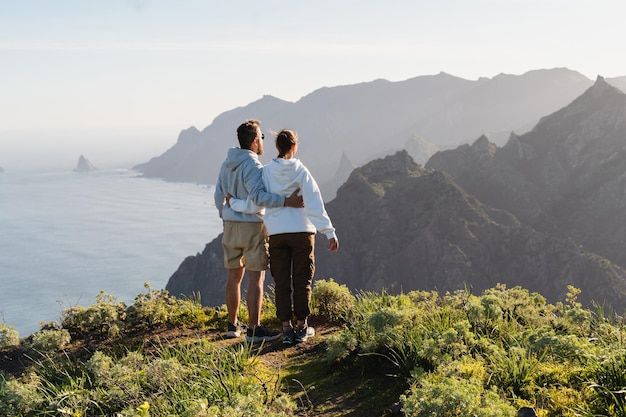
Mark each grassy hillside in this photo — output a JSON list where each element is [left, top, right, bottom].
[[2, 280, 626, 416]]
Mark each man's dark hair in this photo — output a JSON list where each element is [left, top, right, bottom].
[[237, 119, 260, 149]]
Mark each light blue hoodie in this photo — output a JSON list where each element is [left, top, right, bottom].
[[214, 147, 285, 222]]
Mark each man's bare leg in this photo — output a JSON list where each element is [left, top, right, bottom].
[[226, 267, 245, 325], [246, 270, 265, 328]]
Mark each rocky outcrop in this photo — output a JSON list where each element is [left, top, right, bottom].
[[135, 69, 594, 197], [0, 166, 4, 173], [74, 155, 97, 173], [319, 152, 356, 201], [426, 76, 626, 270], [166, 151, 626, 310]]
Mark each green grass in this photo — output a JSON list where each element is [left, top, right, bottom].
[[3, 280, 626, 416], [280, 339, 407, 416]]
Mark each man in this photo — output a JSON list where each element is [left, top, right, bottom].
[[214, 119, 303, 343]]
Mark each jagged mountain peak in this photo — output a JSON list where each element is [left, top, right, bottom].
[[335, 150, 427, 200], [511, 73, 626, 178], [471, 134, 497, 156], [334, 150, 512, 232], [426, 134, 497, 177], [426, 76, 626, 274], [591, 75, 615, 95], [570, 74, 624, 104], [351, 150, 426, 182], [533, 74, 626, 135]]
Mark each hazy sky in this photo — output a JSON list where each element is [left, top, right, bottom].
[[2, 0, 626, 170]]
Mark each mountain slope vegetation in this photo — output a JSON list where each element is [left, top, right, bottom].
[[3, 281, 626, 416]]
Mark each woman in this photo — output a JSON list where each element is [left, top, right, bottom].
[[228, 129, 338, 345]]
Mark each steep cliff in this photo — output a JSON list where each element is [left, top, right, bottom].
[[167, 151, 626, 310]]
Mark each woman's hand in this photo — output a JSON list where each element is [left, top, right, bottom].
[[328, 237, 339, 252]]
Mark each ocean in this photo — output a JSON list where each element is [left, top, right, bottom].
[[0, 169, 222, 337]]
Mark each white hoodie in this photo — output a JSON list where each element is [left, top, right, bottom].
[[229, 158, 336, 240]]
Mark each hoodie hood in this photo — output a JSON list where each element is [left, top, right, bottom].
[[266, 158, 304, 186], [225, 147, 256, 171], [214, 146, 284, 223]]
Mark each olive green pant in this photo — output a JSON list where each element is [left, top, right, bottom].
[[269, 232, 315, 322]]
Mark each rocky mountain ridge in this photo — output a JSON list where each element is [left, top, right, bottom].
[[134, 68, 596, 199], [165, 72, 626, 313], [426, 76, 626, 269], [166, 150, 626, 310]]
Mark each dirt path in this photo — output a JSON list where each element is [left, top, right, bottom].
[[1, 317, 406, 416]]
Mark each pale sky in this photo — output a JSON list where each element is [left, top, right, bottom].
[[2, 0, 626, 171]]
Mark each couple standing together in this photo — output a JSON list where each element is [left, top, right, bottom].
[[214, 119, 339, 346]]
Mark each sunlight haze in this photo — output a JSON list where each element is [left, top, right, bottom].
[[1, 0, 626, 171]]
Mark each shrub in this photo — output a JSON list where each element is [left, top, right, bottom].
[[311, 278, 354, 321], [325, 330, 359, 362], [467, 285, 552, 343], [59, 283, 216, 340], [401, 374, 517, 416], [0, 323, 19, 350], [0, 372, 44, 415], [126, 283, 214, 330], [61, 290, 127, 336], [29, 328, 71, 351]]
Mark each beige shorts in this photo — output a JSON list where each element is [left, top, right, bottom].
[[222, 221, 269, 271]]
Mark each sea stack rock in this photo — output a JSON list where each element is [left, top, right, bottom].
[[0, 166, 4, 173], [74, 155, 97, 173]]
